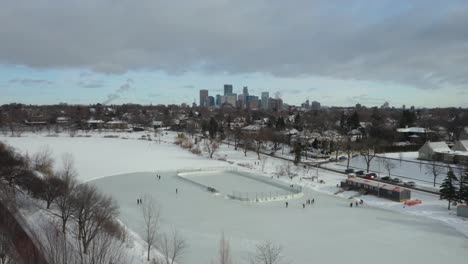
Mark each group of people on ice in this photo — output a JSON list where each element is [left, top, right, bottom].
[[285, 198, 316, 208], [350, 199, 364, 208]]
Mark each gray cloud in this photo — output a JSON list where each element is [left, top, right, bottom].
[[77, 80, 104, 88], [1, 1, 468, 90], [347, 94, 389, 105], [9, 78, 53, 86], [103, 78, 133, 104]]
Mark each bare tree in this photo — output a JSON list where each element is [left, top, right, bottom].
[[54, 154, 78, 233], [41, 220, 78, 264], [398, 152, 403, 166], [141, 195, 160, 261], [382, 159, 396, 177], [342, 137, 354, 169], [242, 133, 253, 157], [425, 160, 445, 187], [32, 146, 54, 177], [250, 241, 284, 264], [71, 184, 119, 255], [160, 229, 187, 264], [358, 139, 379, 172], [215, 233, 233, 264], [0, 142, 26, 187], [204, 139, 220, 159], [82, 223, 128, 264], [40, 175, 66, 209], [0, 231, 20, 264], [253, 131, 265, 160], [233, 128, 242, 151]]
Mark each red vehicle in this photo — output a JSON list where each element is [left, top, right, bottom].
[[364, 173, 377, 179]]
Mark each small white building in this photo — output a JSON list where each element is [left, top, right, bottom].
[[457, 205, 468, 218], [452, 140, 468, 152], [418, 141, 451, 160]]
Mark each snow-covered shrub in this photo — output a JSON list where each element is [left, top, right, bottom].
[[190, 145, 202, 155], [181, 138, 194, 149]]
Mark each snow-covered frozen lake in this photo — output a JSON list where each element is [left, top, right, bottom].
[[92, 172, 468, 264], [2, 133, 468, 263]]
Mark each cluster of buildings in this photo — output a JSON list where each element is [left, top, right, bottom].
[[301, 99, 321, 110], [199, 85, 283, 110]]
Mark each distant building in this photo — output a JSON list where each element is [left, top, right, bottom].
[[311, 101, 321, 110], [243, 86, 249, 106], [225, 94, 237, 106], [106, 120, 128, 130], [215, 94, 222, 106], [208, 96, 215, 107], [199, 89, 209, 107], [224, 84, 233, 95], [237, 94, 245, 109], [247, 96, 260, 110], [261, 92, 269, 110], [269, 98, 283, 111], [56, 117, 71, 124], [397, 127, 432, 143]]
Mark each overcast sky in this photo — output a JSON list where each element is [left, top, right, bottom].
[[1, 0, 468, 107]]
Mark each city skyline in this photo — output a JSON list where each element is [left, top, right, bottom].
[[1, 1, 468, 107]]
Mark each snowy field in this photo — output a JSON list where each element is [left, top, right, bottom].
[[1, 132, 468, 263]]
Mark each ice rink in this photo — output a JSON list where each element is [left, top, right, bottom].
[[93, 172, 468, 264]]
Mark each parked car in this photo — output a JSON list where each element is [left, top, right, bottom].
[[391, 178, 402, 184], [355, 170, 365, 176], [345, 168, 355, 174], [404, 181, 416, 187], [339, 156, 348, 161], [364, 173, 377, 179], [381, 176, 392, 182]]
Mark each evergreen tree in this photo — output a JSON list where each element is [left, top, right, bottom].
[[399, 110, 417, 128], [209, 117, 218, 139], [275, 117, 286, 131], [440, 169, 458, 210], [267, 116, 276, 128], [293, 142, 302, 165], [294, 114, 301, 126], [312, 138, 319, 149], [347, 111, 360, 130], [339, 112, 346, 130]]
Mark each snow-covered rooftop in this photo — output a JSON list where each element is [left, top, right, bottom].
[[425, 141, 451, 152], [344, 177, 409, 193], [397, 127, 432, 133]]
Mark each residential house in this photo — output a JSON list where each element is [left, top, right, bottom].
[[452, 140, 468, 152], [418, 141, 451, 160]]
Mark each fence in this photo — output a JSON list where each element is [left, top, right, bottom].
[[176, 167, 303, 202], [228, 189, 303, 202]]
